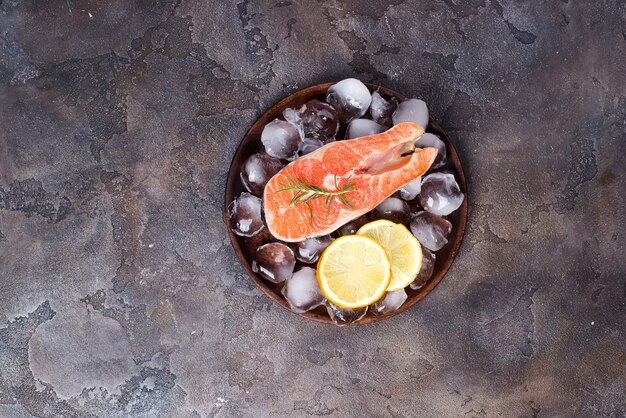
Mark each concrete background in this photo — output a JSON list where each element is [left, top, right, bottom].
[[1, 1, 625, 416]]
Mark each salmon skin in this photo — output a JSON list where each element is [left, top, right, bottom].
[[264, 122, 437, 242]]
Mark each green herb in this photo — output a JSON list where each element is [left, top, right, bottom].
[[274, 175, 356, 224]]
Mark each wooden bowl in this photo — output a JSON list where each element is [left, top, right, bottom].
[[224, 82, 468, 325]]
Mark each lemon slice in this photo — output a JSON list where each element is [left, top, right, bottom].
[[357, 220, 422, 291], [317, 235, 391, 309]]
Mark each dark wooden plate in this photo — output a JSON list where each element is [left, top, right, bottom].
[[224, 82, 468, 325]]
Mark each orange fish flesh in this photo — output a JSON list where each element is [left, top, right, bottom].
[[264, 122, 437, 242]]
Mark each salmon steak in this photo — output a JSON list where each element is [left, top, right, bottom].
[[264, 122, 438, 242]]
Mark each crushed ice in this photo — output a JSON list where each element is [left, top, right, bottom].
[[252, 243, 296, 284], [282, 267, 325, 313], [229, 192, 265, 237], [393, 98, 429, 129], [326, 78, 372, 123], [419, 172, 464, 216], [410, 211, 452, 251]]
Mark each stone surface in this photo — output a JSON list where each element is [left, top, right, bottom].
[[1, 0, 625, 417]]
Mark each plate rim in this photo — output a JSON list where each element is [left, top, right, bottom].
[[224, 81, 469, 325]]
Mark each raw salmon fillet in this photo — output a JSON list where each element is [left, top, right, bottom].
[[264, 122, 437, 242]]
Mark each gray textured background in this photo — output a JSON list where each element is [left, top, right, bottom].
[[1, 1, 625, 417]]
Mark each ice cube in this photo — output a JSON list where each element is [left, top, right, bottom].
[[417, 133, 447, 169], [372, 290, 407, 315], [419, 172, 464, 216], [229, 192, 265, 237], [240, 153, 283, 196], [283, 99, 339, 143], [372, 197, 410, 224], [410, 211, 452, 251], [392, 98, 429, 129], [336, 215, 369, 236], [261, 119, 300, 160], [295, 235, 333, 264], [369, 91, 398, 126], [326, 78, 372, 123], [398, 177, 422, 201], [252, 242, 295, 284], [410, 247, 435, 290], [282, 267, 325, 313], [326, 302, 367, 325], [345, 119, 384, 140]]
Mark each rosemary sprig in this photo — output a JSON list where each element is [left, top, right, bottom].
[[275, 175, 356, 224]]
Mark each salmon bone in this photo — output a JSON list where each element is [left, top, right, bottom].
[[355, 141, 417, 175]]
